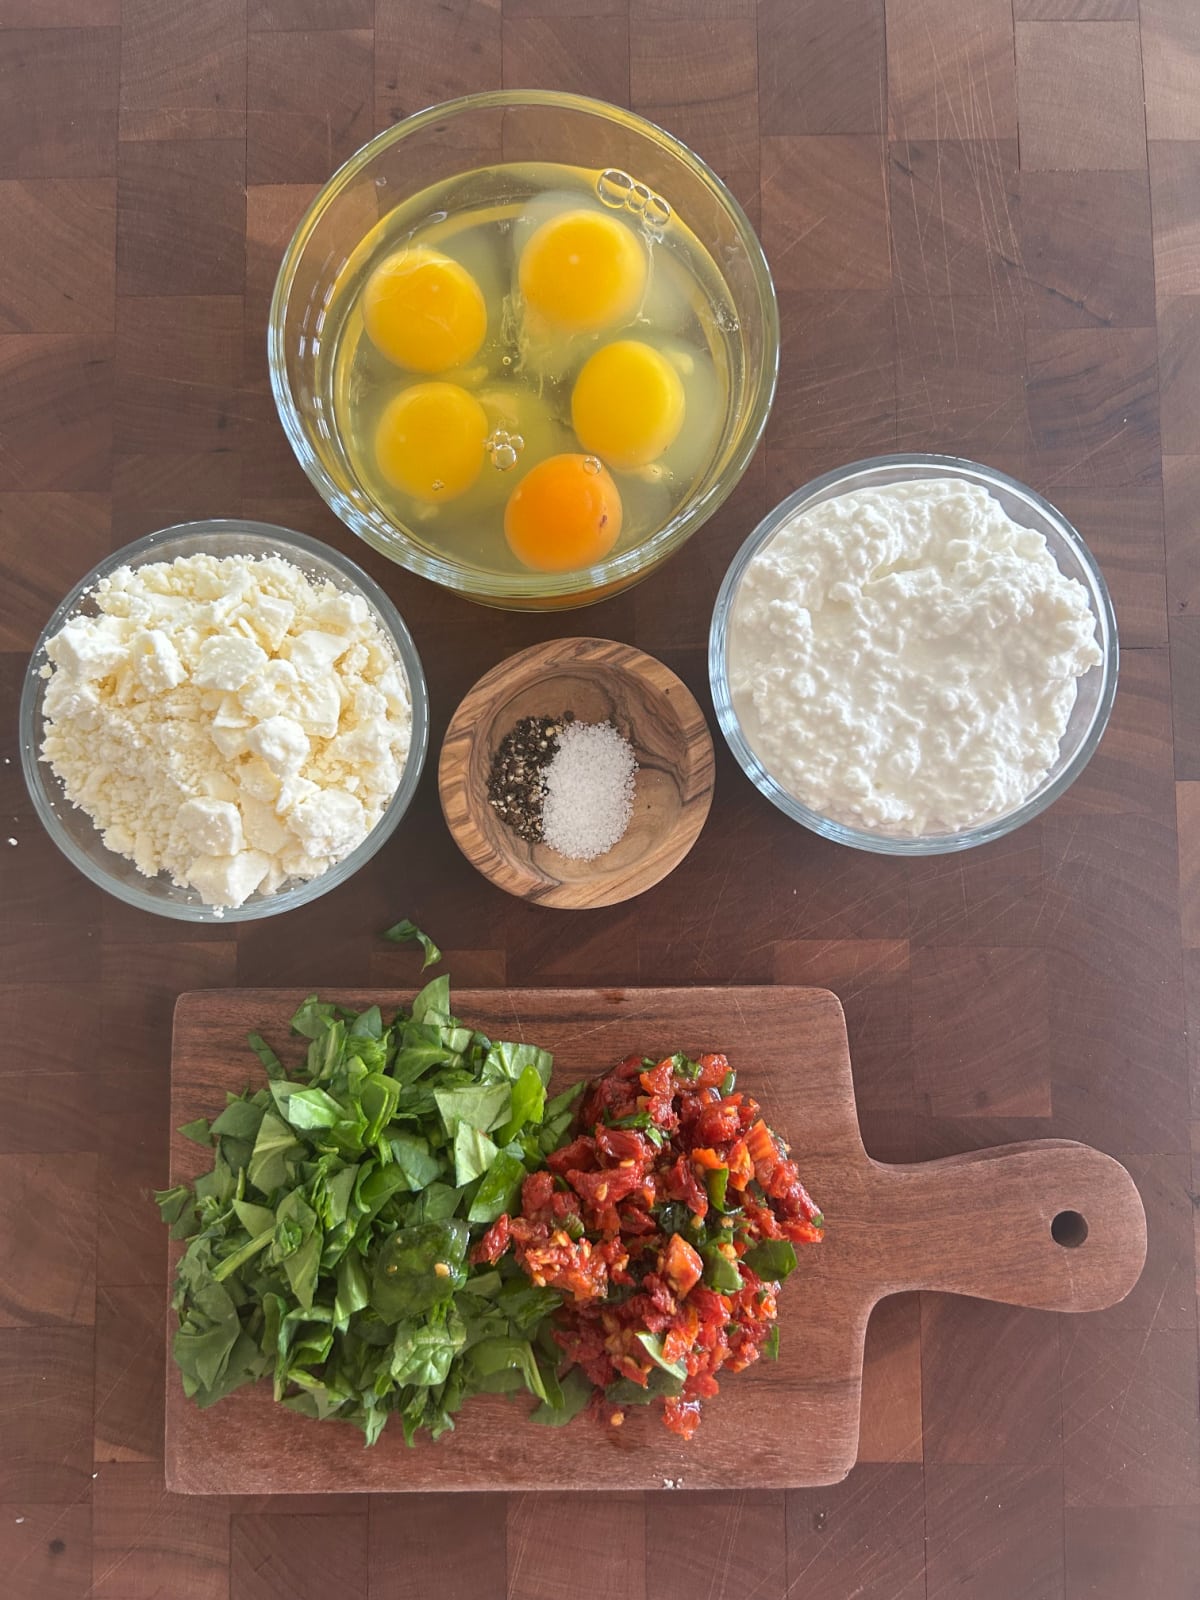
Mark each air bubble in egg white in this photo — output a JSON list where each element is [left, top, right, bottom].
[[597, 169, 635, 208], [596, 168, 670, 242], [596, 169, 670, 225], [485, 428, 524, 471], [643, 192, 671, 231]]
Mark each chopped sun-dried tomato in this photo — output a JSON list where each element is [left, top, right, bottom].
[[508, 1047, 823, 1440], [520, 1169, 556, 1220], [568, 1164, 645, 1211], [725, 1137, 753, 1191], [546, 1135, 597, 1176], [694, 1053, 731, 1088], [693, 1098, 742, 1147], [663, 1397, 702, 1439], [661, 1302, 701, 1366], [618, 1203, 657, 1236], [470, 1213, 511, 1266], [593, 1125, 654, 1168], [781, 1219, 824, 1244], [663, 1152, 708, 1218], [661, 1232, 703, 1296], [689, 1146, 725, 1172]]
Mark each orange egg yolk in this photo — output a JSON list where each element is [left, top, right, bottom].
[[374, 382, 488, 502], [572, 339, 686, 470], [361, 248, 487, 374], [504, 453, 623, 573], [518, 210, 647, 333]]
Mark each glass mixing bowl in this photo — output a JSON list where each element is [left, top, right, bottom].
[[20, 521, 429, 921], [269, 90, 778, 610], [709, 455, 1119, 856]]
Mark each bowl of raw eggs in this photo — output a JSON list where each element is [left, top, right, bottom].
[[268, 91, 779, 610]]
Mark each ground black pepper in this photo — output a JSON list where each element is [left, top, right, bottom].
[[486, 712, 574, 843]]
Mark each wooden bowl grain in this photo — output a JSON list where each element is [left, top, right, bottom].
[[439, 637, 715, 908]]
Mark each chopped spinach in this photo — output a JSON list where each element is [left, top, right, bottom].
[[744, 1238, 799, 1283], [158, 943, 574, 1447], [382, 919, 442, 970]]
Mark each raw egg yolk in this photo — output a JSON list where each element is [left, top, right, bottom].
[[518, 210, 647, 333], [375, 382, 487, 502], [504, 453, 622, 572], [571, 339, 686, 470], [361, 248, 487, 374]]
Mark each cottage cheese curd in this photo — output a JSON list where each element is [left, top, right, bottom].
[[727, 478, 1104, 835], [39, 551, 413, 908]]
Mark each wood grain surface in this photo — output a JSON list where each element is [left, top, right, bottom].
[[166, 986, 1145, 1493], [439, 638, 715, 907], [1, 0, 1198, 1595]]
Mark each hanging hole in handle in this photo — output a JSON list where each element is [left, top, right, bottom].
[[1051, 1210, 1088, 1248]]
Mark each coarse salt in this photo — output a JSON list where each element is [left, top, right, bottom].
[[542, 721, 637, 862]]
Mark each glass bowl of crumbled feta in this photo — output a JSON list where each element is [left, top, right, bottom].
[[709, 455, 1118, 855], [19, 521, 429, 919]]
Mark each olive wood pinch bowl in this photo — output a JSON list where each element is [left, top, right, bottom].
[[439, 636, 715, 909]]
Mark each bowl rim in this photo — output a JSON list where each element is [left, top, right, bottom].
[[708, 451, 1121, 856], [19, 518, 430, 921], [438, 635, 715, 907], [267, 88, 780, 605]]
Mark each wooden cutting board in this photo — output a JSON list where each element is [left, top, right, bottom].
[[166, 987, 1147, 1494]]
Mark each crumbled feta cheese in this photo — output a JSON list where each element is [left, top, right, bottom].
[[46, 617, 127, 681], [237, 659, 301, 721], [186, 849, 272, 908], [238, 793, 292, 855], [289, 789, 367, 859], [242, 593, 295, 651], [237, 756, 280, 805], [38, 550, 413, 908], [130, 628, 186, 692], [173, 797, 244, 857], [287, 630, 353, 672], [193, 634, 268, 692], [210, 722, 251, 760], [287, 671, 342, 740], [246, 715, 310, 777]]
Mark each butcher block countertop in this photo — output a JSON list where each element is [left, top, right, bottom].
[[1, 3, 1198, 1598]]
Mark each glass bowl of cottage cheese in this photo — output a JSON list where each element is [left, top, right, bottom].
[[20, 521, 429, 919], [709, 455, 1118, 854]]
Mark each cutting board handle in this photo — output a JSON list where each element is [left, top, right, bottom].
[[865, 1139, 1147, 1312]]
